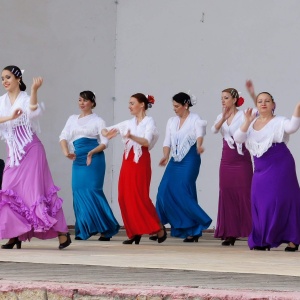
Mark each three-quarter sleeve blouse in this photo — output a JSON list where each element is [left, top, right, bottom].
[[59, 113, 108, 153], [211, 110, 247, 155], [234, 115, 300, 157], [163, 112, 207, 162], [105, 115, 159, 163]]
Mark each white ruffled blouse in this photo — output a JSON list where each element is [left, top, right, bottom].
[[106, 116, 159, 163], [0, 91, 42, 167], [211, 110, 249, 155], [59, 113, 108, 152], [163, 112, 207, 162], [234, 115, 300, 157]]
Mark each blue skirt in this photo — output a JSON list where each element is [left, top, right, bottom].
[[156, 144, 212, 238], [72, 138, 119, 239]]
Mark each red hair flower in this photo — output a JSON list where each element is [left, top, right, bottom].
[[147, 95, 155, 104], [236, 97, 244, 107]]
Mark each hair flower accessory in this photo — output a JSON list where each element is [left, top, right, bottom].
[[146, 94, 155, 108], [187, 90, 197, 106], [236, 97, 244, 107]]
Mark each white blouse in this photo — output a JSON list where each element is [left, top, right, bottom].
[[0, 91, 42, 166], [211, 110, 249, 155], [163, 112, 207, 162], [59, 113, 108, 152], [106, 115, 158, 163], [234, 115, 300, 157]]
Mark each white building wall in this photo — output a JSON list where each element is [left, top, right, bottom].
[[1, 1, 300, 228], [0, 0, 118, 225]]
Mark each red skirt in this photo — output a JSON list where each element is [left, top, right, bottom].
[[118, 147, 161, 238]]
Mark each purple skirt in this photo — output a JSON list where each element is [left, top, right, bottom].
[[214, 139, 252, 239], [0, 134, 68, 241], [248, 143, 300, 249]]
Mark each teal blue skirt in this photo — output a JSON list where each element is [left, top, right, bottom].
[[72, 138, 119, 239], [156, 144, 212, 238]]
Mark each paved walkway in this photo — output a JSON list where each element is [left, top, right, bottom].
[[0, 230, 299, 299]]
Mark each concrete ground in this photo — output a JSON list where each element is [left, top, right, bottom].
[[0, 230, 299, 299]]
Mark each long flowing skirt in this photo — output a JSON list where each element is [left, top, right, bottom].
[[118, 147, 160, 239], [72, 138, 119, 240], [0, 134, 68, 241], [248, 143, 300, 249], [214, 139, 252, 239], [156, 144, 212, 238]]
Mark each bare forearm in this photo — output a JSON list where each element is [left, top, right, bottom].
[[0, 116, 12, 124], [89, 144, 106, 155], [128, 134, 149, 147], [60, 140, 69, 156], [163, 146, 170, 158], [214, 117, 226, 132]]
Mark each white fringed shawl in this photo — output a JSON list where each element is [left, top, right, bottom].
[[0, 92, 42, 167], [211, 110, 245, 155], [106, 116, 159, 163], [163, 113, 207, 162], [245, 116, 288, 157]]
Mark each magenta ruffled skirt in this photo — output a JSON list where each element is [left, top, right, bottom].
[[0, 134, 68, 241]]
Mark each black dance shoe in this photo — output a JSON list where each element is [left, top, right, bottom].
[[157, 227, 167, 244], [285, 243, 299, 252], [1, 237, 22, 249], [98, 236, 111, 241], [75, 236, 83, 240], [253, 246, 270, 251], [122, 235, 141, 245], [149, 235, 158, 241], [183, 236, 199, 243], [58, 233, 72, 250], [221, 237, 236, 246]]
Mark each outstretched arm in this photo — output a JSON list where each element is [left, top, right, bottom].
[[30, 77, 43, 111], [284, 102, 300, 134], [0, 109, 23, 124], [245, 80, 256, 104]]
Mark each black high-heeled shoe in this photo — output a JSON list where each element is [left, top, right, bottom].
[[183, 236, 199, 243], [253, 246, 270, 251], [1, 237, 22, 249], [58, 233, 72, 250], [221, 237, 236, 246], [122, 235, 141, 244], [98, 236, 111, 241], [285, 243, 299, 252], [149, 235, 158, 241], [157, 227, 167, 244]]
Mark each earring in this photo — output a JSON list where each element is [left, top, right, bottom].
[[19, 81, 21, 85]]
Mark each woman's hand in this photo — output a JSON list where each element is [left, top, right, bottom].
[[31, 77, 43, 91], [244, 108, 256, 123], [197, 145, 205, 154], [102, 128, 118, 139], [159, 156, 169, 166], [222, 107, 232, 121], [86, 151, 93, 166], [124, 129, 131, 139], [66, 153, 76, 161], [11, 109, 23, 120]]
